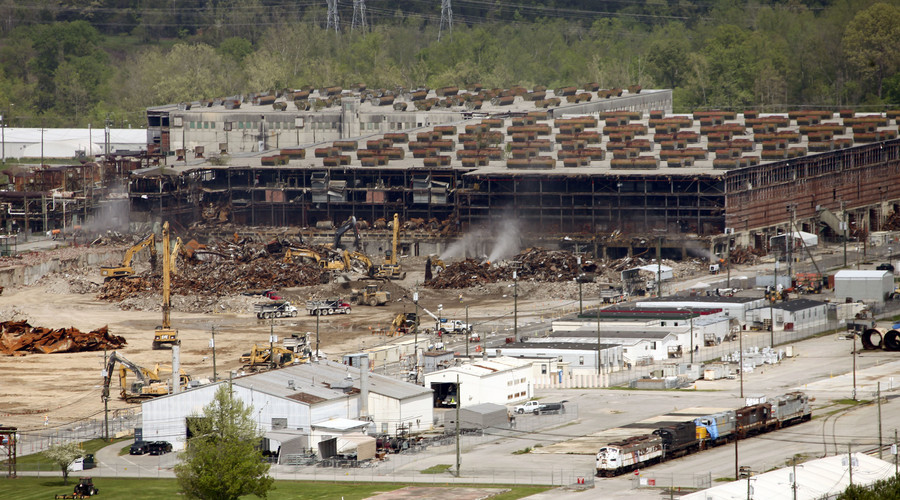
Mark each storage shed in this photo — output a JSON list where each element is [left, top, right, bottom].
[[833, 270, 894, 304], [445, 402, 510, 430]]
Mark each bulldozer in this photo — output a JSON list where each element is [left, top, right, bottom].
[[153, 221, 180, 350], [240, 344, 300, 372], [352, 283, 391, 306], [375, 213, 406, 280], [100, 232, 157, 280], [101, 351, 192, 404]]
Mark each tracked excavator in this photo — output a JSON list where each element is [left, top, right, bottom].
[[331, 215, 360, 250], [375, 213, 406, 280], [240, 344, 303, 372], [152, 222, 180, 350], [101, 351, 191, 403], [100, 233, 157, 280]]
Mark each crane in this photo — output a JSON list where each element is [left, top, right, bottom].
[[100, 233, 157, 280], [152, 221, 180, 350]]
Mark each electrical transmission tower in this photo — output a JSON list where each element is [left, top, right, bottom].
[[439, 0, 452, 41], [351, 0, 367, 31], [326, 0, 340, 33]]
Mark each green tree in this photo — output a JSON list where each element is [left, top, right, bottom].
[[42, 441, 83, 485], [174, 384, 274, 500], [843, 2, 900, 99]]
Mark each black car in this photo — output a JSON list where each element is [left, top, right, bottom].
[[129, 441, 150, 455], [147, 441, 172, 455], [877, 263, 895, 272]]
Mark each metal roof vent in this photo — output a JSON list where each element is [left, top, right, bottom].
[[287, 379, 295, 390]]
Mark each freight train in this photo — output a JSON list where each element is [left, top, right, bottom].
[[595, 392, 811, 477]]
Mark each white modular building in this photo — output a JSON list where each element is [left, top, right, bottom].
[[634, 296, 766, 324], [533, 329, 685, 365], [747, 298, 828, 332], [140, 360, 432, 453], [423, 356, 534, 409], [495, 342, 623, 373]]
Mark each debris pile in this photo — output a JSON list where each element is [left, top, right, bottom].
[[0, 320, 125, 355], [426, 248, 592, 289], [98, 260, 328, 302]]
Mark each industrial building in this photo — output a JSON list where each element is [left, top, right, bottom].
[[746, 298, 828, 332], [423, 356, 533, 409], [496, 341, 623, 373], [140, 360, 433, 453], [128, 84, 900, 259], [833, 269, 895, 304]]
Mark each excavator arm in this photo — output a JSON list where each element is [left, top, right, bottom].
[[333, 216, 360, 250], [102, 351, 154, 401], [100, 233, 157, 279], [171, 237, 183, 277]]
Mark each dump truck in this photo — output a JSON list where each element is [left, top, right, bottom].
[[306, 298, 352, 315], [254, 300, 299, 319]]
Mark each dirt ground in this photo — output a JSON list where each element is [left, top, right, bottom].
[[0, 249, 601, 431]]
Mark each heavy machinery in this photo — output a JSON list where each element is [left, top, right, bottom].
[[389, 312, 418, 335], [101, 351, 191, 403], [170, 236, 184, 277], [153, 221, 180, 350], [284, 247, 325, 265], [100, 233, 157, 280], [306, 298, 352, 315], [352, 283, 391, 306], [332, 215, 360, 250], [54, 477, 98, 498], [375, 213, 406, 280], [240, 344, 299, 372], [254, 300, 299, 319]]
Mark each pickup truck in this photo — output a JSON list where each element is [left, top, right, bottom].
[[254, 300, 299, 319], [513, 400, 567, 415], [306, 299, 352, 315]]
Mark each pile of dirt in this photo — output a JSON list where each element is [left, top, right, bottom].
[[0, 320, 125, 355], [425, 248, 594, 289]]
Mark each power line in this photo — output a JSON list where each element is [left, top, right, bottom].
[[351, 0, 367, 31]]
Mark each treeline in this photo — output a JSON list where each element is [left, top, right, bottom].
[[0, 1, 899, 128]]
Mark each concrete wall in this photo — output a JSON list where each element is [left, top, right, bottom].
[[0, 249, 121, 288]]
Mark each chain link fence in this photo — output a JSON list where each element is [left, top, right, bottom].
[[15, 409, 139, 458]]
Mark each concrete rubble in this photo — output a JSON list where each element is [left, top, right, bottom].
[[0, 320, 126, 355]]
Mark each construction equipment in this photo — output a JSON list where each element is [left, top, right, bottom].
[[54, 477, 98, 498], [100, 233, 157, 280], [306, 298, 352, 315], [170, 236, 183, 277], [332, 215, 360, 250], [375, 213, 406, 280], [240, 344, 298, 372], [795, 272, 824, 294], [254, 300, 299, 319], [284, 247, 325, 265], [709, 258, 726, 274], [352, 283, 391, 306], [152, 221, 180, 350], [388, 312, 418, 335], [101, 351, 191, 403]]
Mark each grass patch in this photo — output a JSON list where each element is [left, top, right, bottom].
[[512, 447, 532, 455], [0, 476, 550, 500], [833, 398, 870, 406], [420, 464, 453, 474], [2, 437, 130, 471]]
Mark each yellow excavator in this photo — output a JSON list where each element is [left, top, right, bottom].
[[100, 233, 157, 280], [101, 351, 192, 404], [171, 236, 184, 277], [285, 248, 375, 276], [375, 213, 406, 280], [152, 222, 180, 350]]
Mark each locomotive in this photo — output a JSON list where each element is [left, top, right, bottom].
[[596, 392, 811, 477]]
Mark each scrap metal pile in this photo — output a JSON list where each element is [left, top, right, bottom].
[[0, 320, 125, 355], [426, 248, 596, 289], [98, 236, 329, 302]]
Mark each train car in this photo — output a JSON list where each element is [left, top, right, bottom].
[[652, 421, 699, 458], [695, 410, 736, 447], [772, 392, 812, 427], [596, 434, 663, 477], [735, 402, 774, 437]]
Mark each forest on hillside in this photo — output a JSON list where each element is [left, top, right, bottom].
[[0, 0, 899, 128]]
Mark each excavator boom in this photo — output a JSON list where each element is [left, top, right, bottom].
[[152, 221, 179, 350], [100, 233, 157, 279]]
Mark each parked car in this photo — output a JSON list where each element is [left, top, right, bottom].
[[129, 441, 150, 455], [147, 441, 173, 455], [876, 263, 895, 273]]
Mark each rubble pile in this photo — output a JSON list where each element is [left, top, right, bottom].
[[98, 259, 327, 302], [426, 248, 593, 289], [0, 320, 126, 355]]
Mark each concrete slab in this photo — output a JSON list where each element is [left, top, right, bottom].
[[365, 486, 510, 500]]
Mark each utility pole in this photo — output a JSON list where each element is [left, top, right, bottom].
[[792, 458, 797, 500], [734, 431, 739, 480], [657, 237, 662, 297], [848, 445, 853, 486], [455, 375, 461, 477], [726, 238, 731, 289], [465, 304, 469, 357], [842, 200, 848, 267], [597, 292, 602, 376], [269, 319, 275, 371], [786, 204, 795, 279], [739, 331, 744, 398], [689, 308, 694, 364], [878, 382, 883, 459], [210, 325, 217, 381], [413, 290, 419, 382], [894, 429, 898, 476], [103, 348, 109, 441], [316, 310, 320, 360], [771, 260, 777, 347], [577, 256, 583, 314], [852, 331, 857, 400]]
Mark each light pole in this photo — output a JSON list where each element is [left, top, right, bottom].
[[577, 256, 583, 315], [413, 289, 419, 381], [513, 270, 518, 342], [739, 333, 744, 399], [688, 308, 694, 364]]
